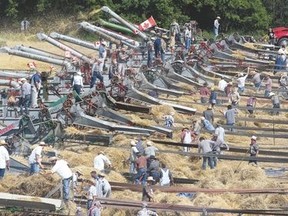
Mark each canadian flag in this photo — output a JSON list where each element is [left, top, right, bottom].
[[27, 62, 36, 69], [138, 16, 157, 31]]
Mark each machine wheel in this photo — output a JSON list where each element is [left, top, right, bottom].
[[278, 37, 288, 47]]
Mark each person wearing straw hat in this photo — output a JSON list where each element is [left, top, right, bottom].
[[28, 141, 47, 175], [48, 156, 73, 202], [86, 178, 97, 210], [129, 140, 139, 174], [0, 140, 10, 179], [213, 16, 221, 39], [97, 172, 111, 198], [98, 40, 107, 74], [142, 176, 155, 202], [93, 151, 111, 172], [144, 141, 158, 158], [248, 136, 259, 165], [72, 70, 84, 100], [137, 202, 158, 216]]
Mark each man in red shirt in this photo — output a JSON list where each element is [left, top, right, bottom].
[[199, 83, 210, 103], [134, 152, 147, 184]]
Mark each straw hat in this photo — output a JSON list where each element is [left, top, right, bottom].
[[146, 141, 153, 146], [99, 151, 105, 155], [0, 140, 7, 146], [147, 176, 155, 182], [207, 105, 212, 110], [39, 141, 47, 146], [76, 71, 82, 75], [98, 172, 106, 177], [268, 92, 275, 97], [251, 136, 257, 140], [130, 140, 136, 146], [216, 16, 221, 19], [200, 117, 205, 120]]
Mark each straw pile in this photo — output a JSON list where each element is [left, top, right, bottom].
[[125, 114, 157, 127], [64, 126, 86, 135]]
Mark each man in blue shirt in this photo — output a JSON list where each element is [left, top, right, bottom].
[[30, 71, 41, 108]]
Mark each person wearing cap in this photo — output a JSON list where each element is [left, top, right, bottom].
[[147, 155, 160, 184], [213, 16, 221, 39], [198, 137, 215, 170], [163, 112, 175, 128], [199, 83, 210, 104], [72, 71, 84, 102], [209, 86, 217, 107], [28, 141, 46, 175], [201, 116, 215, 132], [0, 140, 10, 179], [269, 92, 281, 115], [135, 152, 147, 184], [118, 47, 129, 78], [98, 40, 107, 74], [181, 127, 193, 152], [137, 202, 158, 216], [236, 70, 250, 93], [248, 136, 259, 165], [142, 176, 155, 202], [48, 157, 73, 202], [30, 70, 41, 108], [203, 106, 214, 124], [97, 172, 111, 198], [90, 58, 104, 89], [264, 75, 272, 97], [128, 140, 139, 174], [19, 78, 31, 115], [144, 141, 159, 158], [93, 151, 112, 172]]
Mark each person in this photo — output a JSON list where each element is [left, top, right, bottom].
[[184, 26, 192, 51], [98, 41, 107, 73], [163, 112, 175, 128], [129, 140, 139, 174], [218, 78, 228, 91], [268, 28, 275, 45], [90, 59, 104, 89], [21, 18, 30, 32], [147, 155, 160, 184], [30, 70, 41, 108], [275, 45, 287, 71], [264, 75, 272, 97], [137, 202, 158, 216], [192, 120, 202, 138], [159, 163, 173, 186], [72, 170, 83, 196], [198, 137, 214, 170], [170, 19, 181, 43], [236, 72, 249, 93], [86, 179, 97, 210], [154, 34, 162, 60], [144, 141, 158, 158], [224, 82, 233, 97], [201, 116, 215, 132], [203, 105, 214, 124], [210, 134, 229, 167], [118, 47, 129, 78], [199, 83, 210, 103], [88, 201, 102, 216], [97, 172, 111, 198], [229, 87, 240, 107], [135, 152, 147, 184], [251, 71, 262, 88], [213, 16, 221, 39], [72, 71, 84, 101], [246, 96, 257, 115], [48, 157, 73, 202], [19, 78, 31, 115], [28, 141, 47, 175], [0, 140, 10, 179], [147, 38, 154, 68], [215, 123, 225, 144], [209, 86, 217, 107], [248, 136, 259, 165], [224, 105, 237, 131], [160, 36, 167, 63], [181, 127, 193, 152], [136, 136, 145, 155], [279, 73, 288, 86], [142, 176, 155, 202], [269, 92, 281, 115], [93, 151, 112, 172]]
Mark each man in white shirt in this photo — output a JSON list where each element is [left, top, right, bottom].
[[218, 78, 228, 91], [184, 26, 192, 51], [129, 140, 139, 174], [72, 71, 84, 102], [28, 141, 47, 175], [86, 179, 97, 210], [215, 123, 225, 143], [19, 78, 31, 115], [214, 16, 220, 38], [97, 172, 111, 198], [48, 157, 73, 202], [236, 71, 249, 93], [93, 151, 112, 172], [0, 140, 10, 179]]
